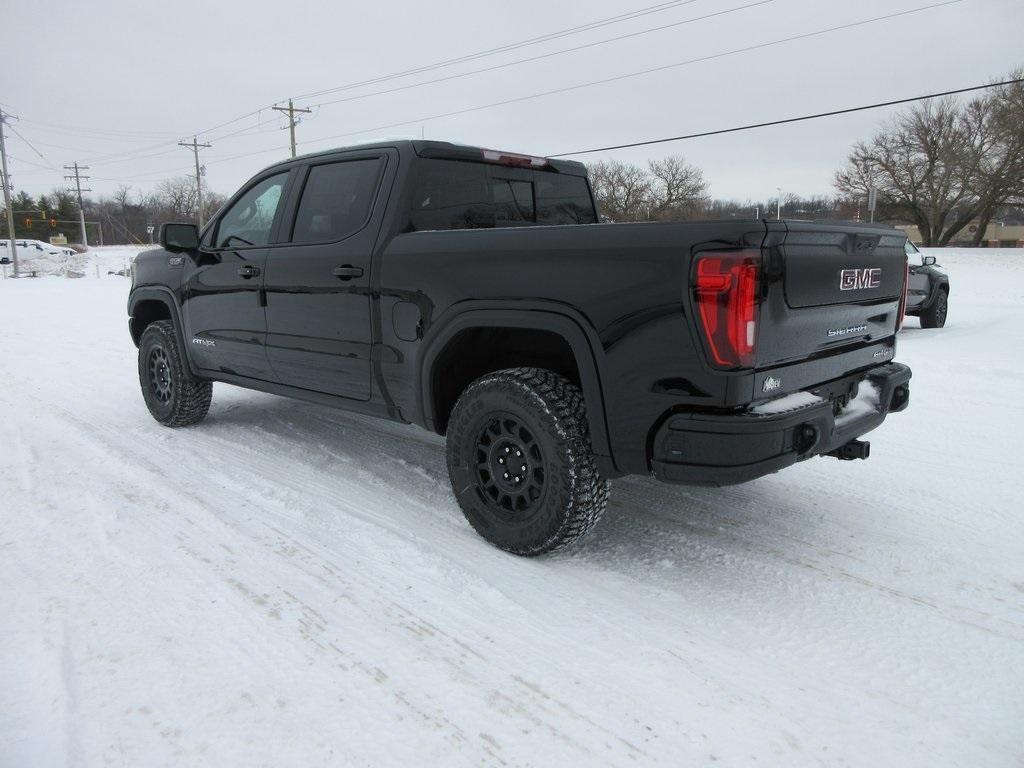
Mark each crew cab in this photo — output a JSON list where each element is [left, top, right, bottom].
[[128, 140, 911, 556]]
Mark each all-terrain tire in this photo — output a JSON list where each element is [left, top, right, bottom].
[[446, 367, 609, 556], [919, 289, 948, 328], [138, 320, 213, 427]]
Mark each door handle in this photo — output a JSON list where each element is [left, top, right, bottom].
[[238, 264, 261, 278], [332, 265, 364, 280]]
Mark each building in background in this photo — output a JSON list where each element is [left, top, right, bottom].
[[897, 221, 1024, 248]]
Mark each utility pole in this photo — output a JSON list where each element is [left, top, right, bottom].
[[272, 99, 311, 158], [776, 187, 783, 220], [64, 162, 92, 247], [178, 136, 211, 228], [0, 106, 19, 275]]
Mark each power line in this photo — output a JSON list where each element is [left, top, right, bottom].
[[81, 0, 708, 150], [5, 121, 56, 167], [7, 154, 55, 170], [0, 0, 971, 191], [548, 78, 1024, 156], [310, 0, 773, 111], [16, 117, 181, 140], [294, 0, 702, 102], [291, 0, 965, 151]]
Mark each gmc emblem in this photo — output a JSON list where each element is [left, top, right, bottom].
[[839, 267, 881, 291]]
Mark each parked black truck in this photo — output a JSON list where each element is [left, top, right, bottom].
[[904, 240, 950, 328], [128, 140, 912, 555]]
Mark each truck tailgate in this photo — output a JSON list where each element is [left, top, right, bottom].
[[756, 222, 907, 368]]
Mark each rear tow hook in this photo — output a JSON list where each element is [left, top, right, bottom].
[[827, 439, 871, 461]]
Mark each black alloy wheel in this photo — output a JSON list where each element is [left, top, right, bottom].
[[476, 414, 545, 515], [148, 346, 174, 404]]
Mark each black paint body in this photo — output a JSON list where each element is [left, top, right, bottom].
[[904, 243, 950, 315], [129, 140, 912, 482]]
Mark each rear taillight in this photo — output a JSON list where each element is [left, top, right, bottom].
[[895, 257, 909, 331], [693, 250, 761, 369]]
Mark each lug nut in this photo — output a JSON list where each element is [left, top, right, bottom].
[[498, 457, 504, 464], [503, 472, 509, 479], [514, 476, 520, 482]]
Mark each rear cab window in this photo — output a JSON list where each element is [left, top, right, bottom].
[[408, 158, 596, 232], [291, 157, 384, 243]]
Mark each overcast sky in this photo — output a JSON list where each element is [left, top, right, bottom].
[[4, 0, 1022, 204]]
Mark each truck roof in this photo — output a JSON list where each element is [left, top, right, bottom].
[[265, 139, 590, 177]]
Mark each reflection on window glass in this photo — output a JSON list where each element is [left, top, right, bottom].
[[493, 179, 534, 225], [216, 173, 287, 248], [292, 158, 383, 243], [535, 176, 596, 225], [408, 159, 597, 231], [904, 240, 924, 266]]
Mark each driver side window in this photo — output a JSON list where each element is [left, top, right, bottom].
[[215, 172, 288, 248]]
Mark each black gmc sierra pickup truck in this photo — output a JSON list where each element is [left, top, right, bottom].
[[128, 140, 912, 556]]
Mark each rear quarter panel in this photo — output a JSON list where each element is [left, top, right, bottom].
[[376, 220, 764, 474]]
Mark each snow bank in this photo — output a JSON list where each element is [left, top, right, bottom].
[[4, 245, 147, 279]]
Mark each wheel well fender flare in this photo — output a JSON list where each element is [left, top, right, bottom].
[[128, 287, 198, 376], [417, 302, 615, 472], [926, 279, 950, 306]]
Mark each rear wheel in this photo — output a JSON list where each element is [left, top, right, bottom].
[[919, 289, 948, 328], [445, 367, 609, 556], [138, 320, 212, 427]]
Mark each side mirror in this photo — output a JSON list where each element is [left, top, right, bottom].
[[922, 255, 937, 266], [160, 222, 200, 252]]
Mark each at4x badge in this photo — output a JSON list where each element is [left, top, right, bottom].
[[192, 338, 215, 347]]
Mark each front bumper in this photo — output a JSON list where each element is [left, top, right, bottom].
[[651, 362, 911, 486]]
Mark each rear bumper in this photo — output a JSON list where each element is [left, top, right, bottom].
[[651, 362, 911, 486]]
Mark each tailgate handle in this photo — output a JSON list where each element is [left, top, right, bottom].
[[333, 265, 364, 280]]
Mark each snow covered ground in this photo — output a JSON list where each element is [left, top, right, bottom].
[[1, 244, 146, 279], [1, 249, 1022, 767]]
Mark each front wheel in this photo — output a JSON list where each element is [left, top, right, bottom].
[[138, 320, 213, 427], [446, 367, 609, 556], [919, 290, 948, 328]]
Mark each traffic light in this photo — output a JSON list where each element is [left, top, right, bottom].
[[23, 217, 31, 229], [49, 218, 57, 228]]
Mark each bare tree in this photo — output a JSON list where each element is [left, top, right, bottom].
[[962, 73, 1024, 243], [835, 70, 1024, 245], [648, 156, 708, 220], [587, 159, 653, 221], [588, 156, 708, 221], [155, 176, 201, 220]]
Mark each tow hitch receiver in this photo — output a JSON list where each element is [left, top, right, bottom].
[[827, 439, 871, 461]]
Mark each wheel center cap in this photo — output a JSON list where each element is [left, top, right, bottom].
[[490, 439, 529, 490]]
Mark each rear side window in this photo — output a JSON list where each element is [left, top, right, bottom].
[[408, 159, 596, 231], [536, 175, 597, 224], [292, 158, 383, 243]]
